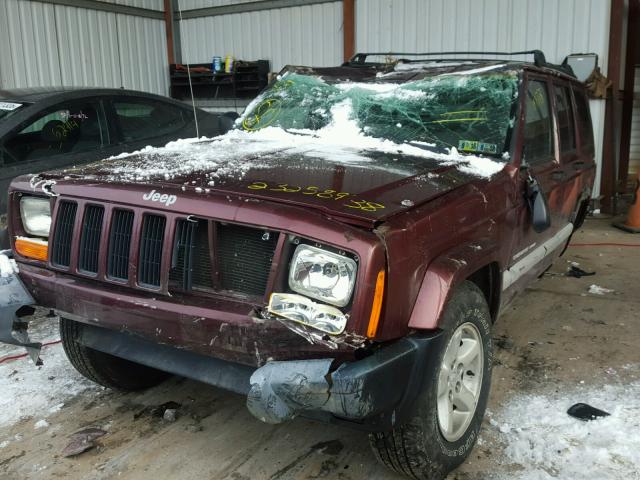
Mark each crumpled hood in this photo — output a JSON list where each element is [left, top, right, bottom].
[[30, 132, 506, 225]]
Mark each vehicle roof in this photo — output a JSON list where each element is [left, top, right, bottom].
[[288, 59, 581, 85], [0, 86, 169, 104]]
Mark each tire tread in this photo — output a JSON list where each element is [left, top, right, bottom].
[[368, 281, 493, 480], [60, 318, 167, 391]]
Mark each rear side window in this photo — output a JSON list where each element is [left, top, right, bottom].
[[554, 85, 576, 153], [524, 80, 555, 165], [3, 101, 106, 164], [113, 99, 188, 143], [573, 89, 595, 157]]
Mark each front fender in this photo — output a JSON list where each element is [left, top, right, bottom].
[[0, 269, 41, 364], [408, 241, 501, 330]]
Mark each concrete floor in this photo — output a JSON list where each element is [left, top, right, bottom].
[[0, 218, 638, 479]]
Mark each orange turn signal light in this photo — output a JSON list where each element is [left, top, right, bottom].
[[367, 270, 386, 338], [15, 237, 49, 262]]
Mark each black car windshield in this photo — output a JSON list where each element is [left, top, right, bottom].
[[0, 101, 24, 121], [240, 71, 518, 157]]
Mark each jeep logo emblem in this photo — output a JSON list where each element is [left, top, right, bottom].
[[142, 190, 177, 207]]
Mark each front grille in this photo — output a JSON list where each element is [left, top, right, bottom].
[[107, 210, 134, 280], [138, 214, 166, 287], [78, 205, 104, 273], [170, 219, 212, 290], [51, 201, 77, 267], [216, 223, 278, 296], [49, 199, 281, 298]]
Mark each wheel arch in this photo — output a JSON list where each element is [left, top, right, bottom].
[[408, 243, 502, 331]]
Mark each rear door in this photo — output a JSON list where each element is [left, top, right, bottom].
[[562, 86, 597, 218], [503, 75, 572, 292], [552, 80, 585, 220]]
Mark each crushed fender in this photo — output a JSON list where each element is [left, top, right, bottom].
[[260, 310, 368, 350], [0, 272, 41, 365]]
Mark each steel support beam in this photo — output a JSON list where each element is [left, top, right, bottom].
[[600, 0, 625, 213], [343, 0, 355, 62], [176, 0, 338, 20], [618, 0, 640, 192], [30, 0, 164, 19], [164, 0, 182, 64]]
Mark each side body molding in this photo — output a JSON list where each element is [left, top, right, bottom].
[[408, 240, 501, 331]]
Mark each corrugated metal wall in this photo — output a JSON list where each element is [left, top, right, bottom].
[[0, 0, 617, 195], [0, 0, 169, 95], [355, 0, 611, 196], [179, 1, 343, 71]]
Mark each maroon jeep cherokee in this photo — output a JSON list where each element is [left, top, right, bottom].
[[1, 51, 595, 479]]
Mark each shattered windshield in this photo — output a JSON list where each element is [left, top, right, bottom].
[[241, 71, 518, 158]]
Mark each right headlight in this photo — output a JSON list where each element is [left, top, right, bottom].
[[268, 293, 347, 335], [20, 196, 51, 237], [288, 244, 357, 307]]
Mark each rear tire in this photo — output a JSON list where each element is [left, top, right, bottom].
[[60, 318, 169, 391], [369, 281, 493, 479]]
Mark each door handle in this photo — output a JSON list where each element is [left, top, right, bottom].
[[551, 170, 566, 181]]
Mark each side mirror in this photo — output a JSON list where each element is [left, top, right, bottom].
[[526, 175, 551, 233]]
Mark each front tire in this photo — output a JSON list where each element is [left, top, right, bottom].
[[60, 318, 169, 391], [369, 281, 493, 479]]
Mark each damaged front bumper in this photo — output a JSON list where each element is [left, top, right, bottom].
[[0, 268, 41, 364], [247, 332, 444, 430], [75, 321, 443, 432]]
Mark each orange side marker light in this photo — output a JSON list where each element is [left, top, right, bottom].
[[367, 270, 385, 338], [15, 237, 48, 262]]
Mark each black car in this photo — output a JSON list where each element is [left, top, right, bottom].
[[0, 87, 233, 247]]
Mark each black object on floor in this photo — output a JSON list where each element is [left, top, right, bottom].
[[566, 265, 596, 278], [567, 403, 610, 421]]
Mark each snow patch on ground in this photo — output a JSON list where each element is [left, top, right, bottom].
[[489, 381, 640, 480], [0, 343, 101, 429], [588, 284, 615, 295], [33, 419, 49, 429], [0, 252, 18, 277]]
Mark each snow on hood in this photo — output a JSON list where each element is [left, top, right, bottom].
[[77, 99, 504, 184]]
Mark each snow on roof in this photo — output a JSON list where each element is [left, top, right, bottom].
[[393, 61, 477, 71], [443, 64, 507, 76]]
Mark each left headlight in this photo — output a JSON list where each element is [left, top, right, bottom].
[[20, 196, 51, 237], [288, 244, 357, 307]]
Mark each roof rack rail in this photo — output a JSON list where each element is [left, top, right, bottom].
[[345, 50, 575, 78]]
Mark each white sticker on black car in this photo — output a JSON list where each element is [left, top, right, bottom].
[[0, 102, 22, 111]]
